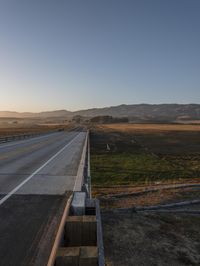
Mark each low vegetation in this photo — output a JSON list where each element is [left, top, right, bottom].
[[90, 124, 200, 186], [91, 124, 200, 265], [0, 118, 72, 137]]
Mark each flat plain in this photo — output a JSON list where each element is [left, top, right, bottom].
[[90, 123, 200, 266], [91, 123, 200, 187], [0, 118, 72, 137]]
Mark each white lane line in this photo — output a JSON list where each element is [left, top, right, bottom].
[[0, 132, 81, 206], [0, 132, 62, 149]]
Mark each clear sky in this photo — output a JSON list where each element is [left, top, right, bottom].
[[0, 0, 199, 112]]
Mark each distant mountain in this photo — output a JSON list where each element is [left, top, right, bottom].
[[75, 104, 200, 121], [0, 110, 72, 118], [1, 104, 200, 121]]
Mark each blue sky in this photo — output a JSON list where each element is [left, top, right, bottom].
[[0, 0, 199, 111]]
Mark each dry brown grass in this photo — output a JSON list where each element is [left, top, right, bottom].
[[92, 178, 200, 198], [0, 124, 71, 137], [100, 186, 200, 209], [97, 123, 200, 133]]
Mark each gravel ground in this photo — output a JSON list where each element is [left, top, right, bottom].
[[102, 210, 200, 266]]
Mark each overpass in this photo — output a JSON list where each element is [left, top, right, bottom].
[[0, 129, 104, 266]]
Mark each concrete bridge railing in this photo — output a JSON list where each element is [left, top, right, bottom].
[[48, 130, 105, 266]]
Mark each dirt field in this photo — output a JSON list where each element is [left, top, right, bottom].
[[90, 123, 200, 265], [0, 122, 72, 137], [102, 211, 200, 266], [100, 123, 200, 132], [100, 186, 200, 209], [90, 124, 200, 187]]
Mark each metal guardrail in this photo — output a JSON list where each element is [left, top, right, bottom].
[[47, 195, 73, 266], [73, 130, 90, 193], [87, 131, 92, 198], [96, 199, 105, 266], [0, 131, 57, 144]]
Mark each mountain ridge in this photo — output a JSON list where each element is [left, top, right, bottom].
[[1, 104, 200, 121]]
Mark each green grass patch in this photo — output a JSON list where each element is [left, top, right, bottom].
[[91, 152, 198, 185], [90, 130, 200, 186]]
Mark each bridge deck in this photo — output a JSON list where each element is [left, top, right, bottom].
[[0, 131, 86, 266]]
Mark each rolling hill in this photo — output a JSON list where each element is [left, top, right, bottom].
[[1, 104, 200, 122]]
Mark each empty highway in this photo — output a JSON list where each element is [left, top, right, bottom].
[[0, 130, 87, 266]]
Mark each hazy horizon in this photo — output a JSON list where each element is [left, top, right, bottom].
[[0, 0, 200, 112], [1, 102, 200, 114]]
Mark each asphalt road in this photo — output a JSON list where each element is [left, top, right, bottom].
[[0, 130, 87, 266]]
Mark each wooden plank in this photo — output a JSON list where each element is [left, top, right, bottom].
[[56, 247, 80, 266], [65, 216, 83, 246], [82, 216, 97, 246], [79, 246, 98, 266]]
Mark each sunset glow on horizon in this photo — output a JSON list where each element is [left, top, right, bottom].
[[0, 0, 200, 112]]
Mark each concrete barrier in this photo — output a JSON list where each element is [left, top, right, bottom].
[[48, 130, 105, 266]]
